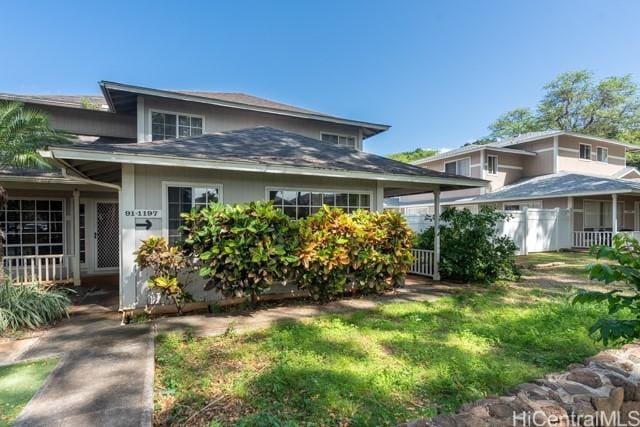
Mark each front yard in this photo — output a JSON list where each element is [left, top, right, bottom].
[[154, 251, 624, 426]]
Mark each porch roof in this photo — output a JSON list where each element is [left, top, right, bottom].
[[465, 172, 640, 203], [43, 126, 486, 193]]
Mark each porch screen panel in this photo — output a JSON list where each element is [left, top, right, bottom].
[[583, 201, 624, 230], [0, 199, 64, 257]]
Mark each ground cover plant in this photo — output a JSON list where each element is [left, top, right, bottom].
[[0, 282, 70, 334], [0, 358, 58, 427], [155, 284, 623, 426]]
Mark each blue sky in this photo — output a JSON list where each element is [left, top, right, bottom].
[[1, 1, 639, 155]]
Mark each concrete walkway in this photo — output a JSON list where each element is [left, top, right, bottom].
[[8, 314, 154, 427]]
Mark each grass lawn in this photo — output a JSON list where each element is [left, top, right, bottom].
[[155, 284, 622, 426], [517, 250, 602, 277], [0, 358, 58, 427]]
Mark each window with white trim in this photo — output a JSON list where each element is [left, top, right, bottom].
[[444, 158, 471, 177], [487, 155, 498, 175], [268, 189, 371, 219], [502, 200, 542, 211], [0, 199, 64, 257], [579, 143, 591, 160], [321, 133, 356, 148], [597, 147, 608, 163], [166, 185, 221, 245], [152, 112, 203, 141]]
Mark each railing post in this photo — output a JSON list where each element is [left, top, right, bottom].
[[73, 189, 81, 287], [433, 188, 441, 281]]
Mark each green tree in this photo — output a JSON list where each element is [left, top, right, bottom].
[[486, 71, 640, 144], [387, 147, 438, 163]]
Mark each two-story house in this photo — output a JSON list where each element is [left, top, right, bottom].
[[0, 80, 483, 310], [388, 130, 640, 242]]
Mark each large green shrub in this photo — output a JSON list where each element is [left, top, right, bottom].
[[0, 282, 70, 334], [298, 207, 413, 301], [134, 236, 190, 315], [415, 206, 519, 284], [181, 201, 300, 303], [573, 233, 640, 344]]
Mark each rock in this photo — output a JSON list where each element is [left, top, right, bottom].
[[606, 374, 639, 401], [620, 401, 640, 425], [567, 363, 585, 370], [587, 352, 618, 365], [567, 369, 603, 389], [556, 380, 593, 396], [487, 402, 514, 419], [452, 414, 491, 427], [570, 398, 596, 419], [592, 387, 624, 427], [425, 415, 456, 427], [596, 361, 632, 377]]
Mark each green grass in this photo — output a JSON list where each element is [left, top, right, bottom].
[[0, 358, 58, 427], [155, 287, 621, 426], [517, 251, 603, 277]]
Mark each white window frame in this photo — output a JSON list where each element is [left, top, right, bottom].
[[487, 155, 498, 176], [443, 157, 471, 177], [265, 186, 373, 219], [501, 200, 542, 211], [0, 197, 67, 258], [596, 146, 609, 163], [161, 181, 223, 243], [320, 132, 357, 148], [579, 143, 592, 161], [149, 109, 205, 141]]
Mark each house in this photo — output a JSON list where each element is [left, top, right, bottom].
[[0, 81, 483, 310], [387, 130, 640, 246]]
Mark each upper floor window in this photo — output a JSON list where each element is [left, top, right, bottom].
[[579, 143, 591, 160], [152, 111, 203, 141], [597, 147, 608, 163], [444, 158, 470, 177], [321, 133, 356, 148], [487, 155, 498, 175]]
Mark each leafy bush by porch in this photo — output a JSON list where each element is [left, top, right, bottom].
[[415, 206, 519, 284], [0, 282, 70, 334]]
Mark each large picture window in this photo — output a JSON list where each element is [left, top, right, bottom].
[[152, 111, 203, 141], [166, 185, 221, 245], [0, 199, 64, 257], [268, 189, 371, 219]]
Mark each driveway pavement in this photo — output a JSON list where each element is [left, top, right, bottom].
[[8, 314, 153, 427]]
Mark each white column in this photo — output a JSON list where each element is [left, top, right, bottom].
[[136, 96, 145, 142], [568, 196, 574, 247], [553, 135, 559, 173], [72, 189, 81, 286], [480, 149, 486, 195], [522, 207, 528, 255], [612, 194, 618, 234], [433, 188, 441, 281], [120, 164, 136, 309], [376, 181, 384, 212]]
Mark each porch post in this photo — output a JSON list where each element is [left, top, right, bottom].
[[433, 188, 441, 281], [72, 189, 81, 287], [612, 194, 618, 235], [568, 196, 574, 247], [376, 181, 384, 212]]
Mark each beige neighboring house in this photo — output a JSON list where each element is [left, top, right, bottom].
[[387, 130, 640, 245], [0, 81, 483, 310]]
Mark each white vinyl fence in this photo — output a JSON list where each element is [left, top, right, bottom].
[[410, 249, 435, 277]]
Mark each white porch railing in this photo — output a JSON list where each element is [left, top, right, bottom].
[[3, 254, 74, 285], [573, 231, 613, 248], [410, 249, 435, 277]]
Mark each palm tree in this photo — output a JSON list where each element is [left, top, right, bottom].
[[0, 101, 69, 269]]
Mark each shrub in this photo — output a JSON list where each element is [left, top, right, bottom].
[[298, 207, 413, 301], [415, 206, 519, 284], [134, 236, 190, 315], [573, 233, 640, 344], [181, 201, 300, 303], [0, 282, 70, 334]]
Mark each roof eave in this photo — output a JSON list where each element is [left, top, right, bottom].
[[41, 147, 486, 189], [99, 81, 390, 136]]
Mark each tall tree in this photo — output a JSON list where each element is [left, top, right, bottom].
[[486, 71, 640, 143], [387, 147, 438, 163]]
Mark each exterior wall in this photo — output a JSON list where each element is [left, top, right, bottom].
[[557, 135, 626, 176], [484, 149, 525, 191], [518, 138, 555, 177], [27, 103, 136, 139], [123, 164, 381, 308], [141, 96, 363, 149], [419, 151, 483, 178]]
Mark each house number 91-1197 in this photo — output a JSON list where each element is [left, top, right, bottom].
[[123, 210, 162, 218]]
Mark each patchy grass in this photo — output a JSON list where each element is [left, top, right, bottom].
[[0, 358, 58, 427], [155, 286, 620, 426], [517, 251, 602, 277]]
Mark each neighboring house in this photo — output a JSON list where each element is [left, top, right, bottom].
[[0, 81, 483, 310], [387, 130, 640, 244]]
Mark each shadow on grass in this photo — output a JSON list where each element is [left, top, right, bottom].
[[156, 290, 614, 426]]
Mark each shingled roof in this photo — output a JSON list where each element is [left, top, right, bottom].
[[50, 127, 478, 181]]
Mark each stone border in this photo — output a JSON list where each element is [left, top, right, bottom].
[[400, 344, 640, 427]]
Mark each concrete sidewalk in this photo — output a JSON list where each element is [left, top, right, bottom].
[[10, 314, 153, 427]]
